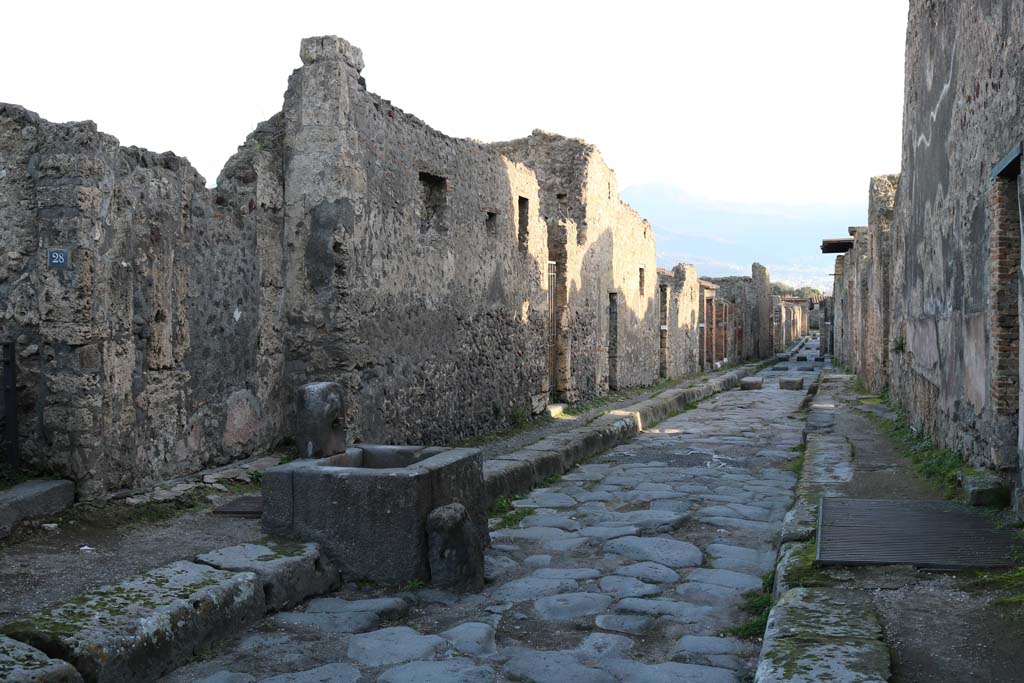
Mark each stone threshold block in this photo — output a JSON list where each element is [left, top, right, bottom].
[[262, 446, 485, 586], [195, 542, 339, 612], [0, 634, 82, 682], [0, 479, 75, 539], [0, 561, 264, 683], [779, 377, 804, 390], [740, 377, 764, 390]]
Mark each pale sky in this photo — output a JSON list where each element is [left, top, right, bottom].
[[2, 0, 909, 290]]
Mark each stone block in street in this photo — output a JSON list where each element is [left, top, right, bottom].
[[0, 561, 263, 683], [195, 542, 339, 611], [779, 376, 804, 390], [740, 377, 763, 390]]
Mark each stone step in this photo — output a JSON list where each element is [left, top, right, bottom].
[[1, 561, 264, 683]]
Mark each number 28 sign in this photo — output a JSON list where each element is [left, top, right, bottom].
[[47, 248, 70, 269]]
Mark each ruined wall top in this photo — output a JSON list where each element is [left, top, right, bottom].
[[300, 35, 364, 72]]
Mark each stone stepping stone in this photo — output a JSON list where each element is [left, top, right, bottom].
[[604, 536, 703, 568], [594, 613, 654, 635], [686, 568, 763, 591], [380, 658, 494, 683], [740, 377, 763, 390], [574, 632, 635, 660], [779, 376, 804, 390], [492, 577, 578, 602], [534, 567, 602, 580], [614, 562, 680, 584], [346, 626, 447, 667], [260, 663, 361, 683], [600, 658, 739, 683], [535, 592, 613, 620], [598, 575, 660, 598], [503, 650, 615, 683], [441, 622, 497, 656]]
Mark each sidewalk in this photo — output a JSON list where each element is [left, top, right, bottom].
[[761, 371, 1024, 683]]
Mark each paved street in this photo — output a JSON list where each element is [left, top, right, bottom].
[[163, 362, 816, 683]]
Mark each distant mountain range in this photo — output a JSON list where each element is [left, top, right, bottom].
[[620, 184, 865, 294]]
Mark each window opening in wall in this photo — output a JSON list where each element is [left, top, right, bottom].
[[517, 196, 529, 248], [608, 292, 619, 391], [485, 211, 498, 232], [418, 172, 447, 233], [639, 267, 645, 296]]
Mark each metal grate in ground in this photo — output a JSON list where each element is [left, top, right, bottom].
[[211, 494, 263, 518], [816, 497, 1023, 569]]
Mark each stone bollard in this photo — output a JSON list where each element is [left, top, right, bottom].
[[779, 376, 805, 391], [426, 503, 484, 592], [294, 382, 347, 459]]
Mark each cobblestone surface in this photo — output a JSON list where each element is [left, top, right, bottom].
[[161, 364, 809, 683]]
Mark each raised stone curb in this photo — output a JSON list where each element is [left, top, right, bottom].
[[0, 634, 82, 682], [482, 365, 755, 508], [0, 479, 75, 540], [195, 542, 340, 612], [755, 587, 891, 683], [1, 561, 264, 683]]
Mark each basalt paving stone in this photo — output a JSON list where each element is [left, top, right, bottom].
[[534, 592, 613, 620], [598, 575, 661, 598], [159, 370, 804, 683], [594, 613, 655, 635], [260, 663, 362, 683], [379, 658, 495, 683], [503, 650, 615, 683], [614, 561, 681, 584]]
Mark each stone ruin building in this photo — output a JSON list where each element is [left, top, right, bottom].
[[828, 0, 1024, 514], [0, 35, 779, 499]]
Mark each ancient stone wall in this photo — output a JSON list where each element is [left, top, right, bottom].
[[0, 104, 281, 497], [704, 263, 773, 362], [491, 132, 659, 400], [658, 264, 701, 378], [833, 1, 1024, 510], [281, 38, 552, 446], [0, 35, 685, 496]]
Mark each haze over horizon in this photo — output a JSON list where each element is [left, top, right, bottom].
[[0, 0, 908, 292]]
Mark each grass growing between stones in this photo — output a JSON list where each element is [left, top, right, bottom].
[[489, 495, 536, 529], [868, 410, 966, 498], [784, 540, 835, 588], [724, 572, 776, 641], [788, 444, 806, 476]]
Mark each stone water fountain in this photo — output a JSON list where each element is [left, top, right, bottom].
[[262, 382, 486, 590]]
